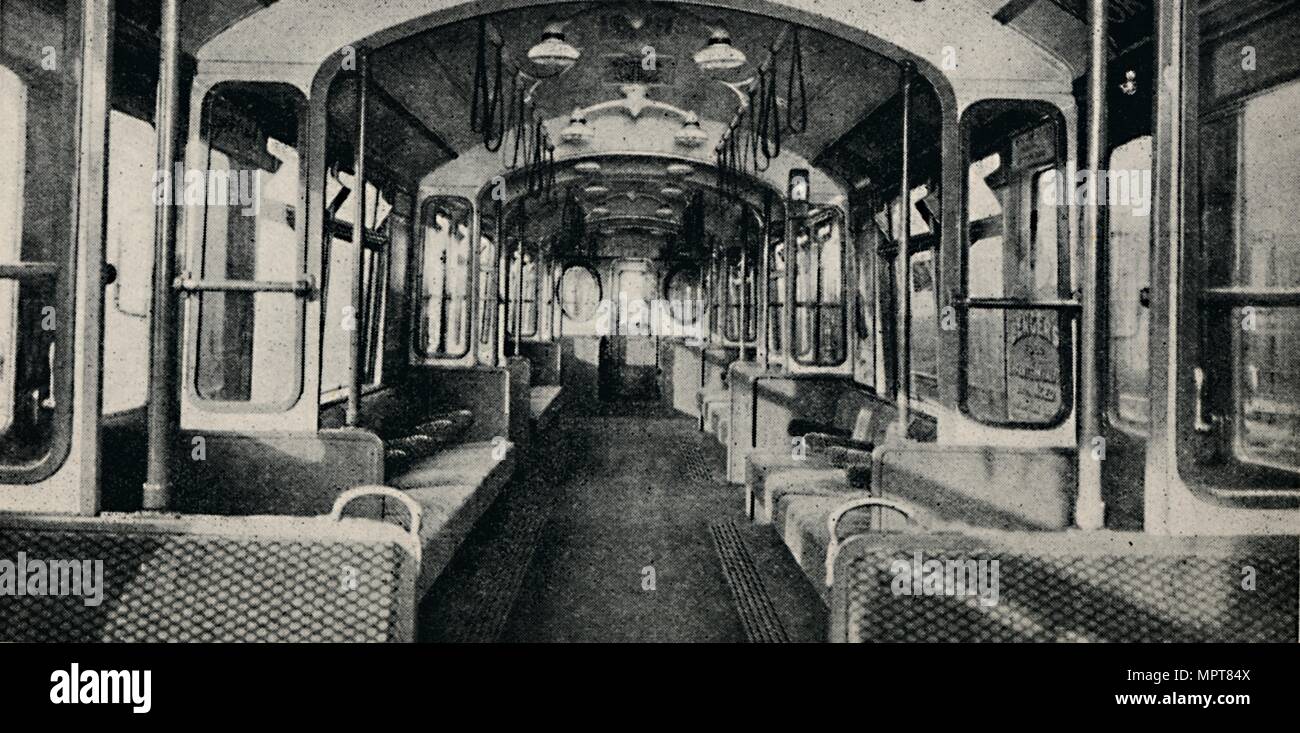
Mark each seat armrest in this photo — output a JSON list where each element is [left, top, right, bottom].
[[803, 432, 872, 454], [821, 444, 873, 467]]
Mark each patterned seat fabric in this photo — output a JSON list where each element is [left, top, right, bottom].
[[830, 533, 1300, 643]]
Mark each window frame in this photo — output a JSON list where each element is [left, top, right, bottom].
[[789, 207, 848, 368], [317, 172, 392, 401], [767, 234, 786, 358], [0, 2, 90, 483], [1184, 49, 1300, 499], [850, 206, 885, 391], [664, 263, 704, 330], [413, 195, 474, 360], [186, 81, 310, 414], [956, 100, 1076, 430], [556, 261, 603, 323], [507, 242, 542, 342]]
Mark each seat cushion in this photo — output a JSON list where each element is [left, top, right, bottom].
[[759, 467, 857, 524], [775, 493, 941, 599], [775, 493, 873, 597], [744, 449, 835, 516], [404, 483, 499, 596], [389, 440, 514, 491]]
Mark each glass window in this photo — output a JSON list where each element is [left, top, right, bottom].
[[722, 247, 743, 343], [961, 106, 1071, 427], [415, 197, 472, 358], [909, 250, 938, 402], [665, 265, 703, 329], [477, 231, 498, 361], [792, 211, 846, 366], [0, 66, 28, 437], [1, 1, 84, 476], [1108, 136, 1153, 433], [559, 263, 601, 322], [854, 220, 876, 387], [102, 111, 157, 415], [768, 239, 785, 355], [194, 83, 305, 405], [616, 265, 655, 336], [1232, 80, 1300, 471], [320, 171, 390, 395], [508, 244, 540, 340]]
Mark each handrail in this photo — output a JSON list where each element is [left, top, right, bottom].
[[1201, 286, 1300, 307], [172, 273, 316, 296], [956, 297, 1082, 311], [0, 262, 58, 280], [825, 496, 927, 586], [329, 486, 424, 564]]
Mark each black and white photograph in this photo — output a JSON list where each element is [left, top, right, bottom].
[[0, 0, 1297, 713]]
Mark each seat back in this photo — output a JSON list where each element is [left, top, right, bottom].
[[830, 531, 1299, 642]]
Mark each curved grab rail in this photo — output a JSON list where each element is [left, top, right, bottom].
[[329, 486, 423, 563], [825, 496, 927, 587]]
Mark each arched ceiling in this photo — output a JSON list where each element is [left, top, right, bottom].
[[166, 0, 1152, 246], [366, 3, 896, 164]]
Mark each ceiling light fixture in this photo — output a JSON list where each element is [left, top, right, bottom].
[[574, 161, 602, 174], [693, 28, 746, 71], [655, 206, 675, 218], [674, 111, 709, 148], [665, 163, 693, 177], [528, 22, 581, 70], [561, 108, 594, 144], [582, 184, 609, 196]]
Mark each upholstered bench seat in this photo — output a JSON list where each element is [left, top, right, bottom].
[[775, 492, 939, 602], [387, 440, 517, 596], [745, 444, 873, 519], [389, 440, 515, 492], [758, 467, 860, 524]]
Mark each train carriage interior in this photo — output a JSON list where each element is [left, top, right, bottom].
[[0, 0, 1298, 643]]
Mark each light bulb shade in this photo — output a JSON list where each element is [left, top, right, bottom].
[[693, 30, 746, 71], [656, 206, 675, 217], [528, 28, 580, 69]]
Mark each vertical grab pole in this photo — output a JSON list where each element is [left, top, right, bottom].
[[346, 50, 369, 426], [143, 0, 183, 510], [514, 238, 524, 356], [739, 231, 749, 357], [710, 239, 720, 346], [784, 203, 795, 369], [894, 61, 915, 437], [1076, 0, 1109, 530], [759, 194, 771, 369], [494, 203, 504, 367]]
